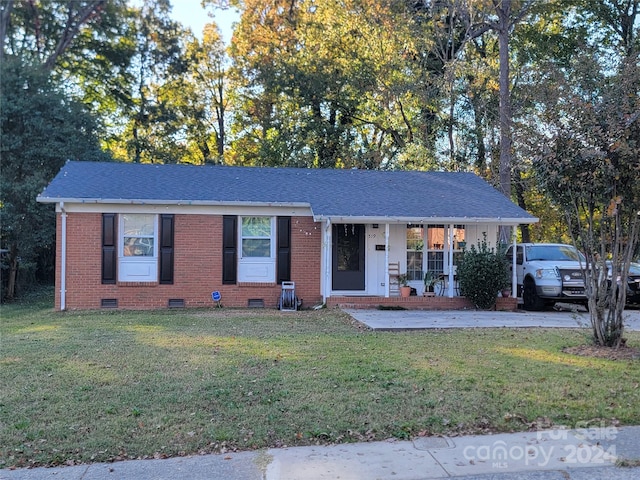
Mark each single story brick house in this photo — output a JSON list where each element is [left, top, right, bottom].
[[37, 161, 537, 310]]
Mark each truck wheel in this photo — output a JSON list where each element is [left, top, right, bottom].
[[523, 278, 545, 311]]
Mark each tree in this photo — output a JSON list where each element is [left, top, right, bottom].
[[532, 0, 639, 347], [226, 0, 423, 168], [0, 0, 126, 72], [1, 0, 140, 153], [535, 52, 639, 347], [108, 0, 190, 164], [0, 59, 107, 300], [176, 23, 229, 164]]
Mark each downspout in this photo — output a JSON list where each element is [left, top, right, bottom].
[[60, 202, 67, 311], [511, 226, 517, 298]]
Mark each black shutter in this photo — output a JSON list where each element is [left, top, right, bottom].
[[277, 216, 291, 284], [222, 215, 237, 284], [159, 214, 174, 284], [102, 214, 117, 284]]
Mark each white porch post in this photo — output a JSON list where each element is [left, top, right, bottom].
[[384, 223, 390, 298], [322, 219, 332, 304], [511, 226, 517, 297], [447, 223, 455, 298]]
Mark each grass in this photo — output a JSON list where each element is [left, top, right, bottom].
[[1, 293, 639, 468]]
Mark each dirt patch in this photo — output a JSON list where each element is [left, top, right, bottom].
[[563, 344, 640, 361]]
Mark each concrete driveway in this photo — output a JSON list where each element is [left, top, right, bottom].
[[344, 305, 640, 331]]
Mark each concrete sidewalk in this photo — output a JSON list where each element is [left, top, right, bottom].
[[344, 307, 640, 331], [2, 427, 639, 480]]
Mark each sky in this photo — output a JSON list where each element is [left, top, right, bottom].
[[169, 0, 239, 43]]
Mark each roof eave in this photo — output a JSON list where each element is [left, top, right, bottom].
[[312, 215, 539, 225], [36, 196, 311, 209]]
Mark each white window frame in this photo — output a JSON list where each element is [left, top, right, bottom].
[[238, 216, 276, 283], [406, 225, 424, 282], [118, 214, 158, 282]]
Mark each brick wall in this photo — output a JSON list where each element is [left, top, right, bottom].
[[327, 295, 476, 310], [55, 213, 323, 310], [327, 295, 518, 311]]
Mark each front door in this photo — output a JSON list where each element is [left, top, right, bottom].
[[366, 225, 386, 296], [332, 224, 365, 291]]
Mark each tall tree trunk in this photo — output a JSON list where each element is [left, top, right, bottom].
[[495, 0, 513, 199], [0, 0, 14, 64], [6, 243, 18, 301], [494, 0, 514, 245], [216, 81, 225, 158], [513, 167, 531, 242]]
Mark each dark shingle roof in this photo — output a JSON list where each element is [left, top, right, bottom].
[[37, 161, 537, 223]]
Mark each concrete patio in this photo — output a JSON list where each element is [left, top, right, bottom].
[[343, 305, 640, 331]]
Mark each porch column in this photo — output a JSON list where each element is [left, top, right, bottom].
[[322, 219, 332, 304], [384, 223, 390, 298], [448, 223, 455, 297]]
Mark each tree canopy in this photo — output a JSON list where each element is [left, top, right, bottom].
[[0, 58, 107, 299]]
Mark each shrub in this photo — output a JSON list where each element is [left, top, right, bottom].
[[457, 236, 510, 309]]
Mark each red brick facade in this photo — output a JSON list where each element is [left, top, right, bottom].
[[55, 213, 323, 310], [54, 212, 517, 312]]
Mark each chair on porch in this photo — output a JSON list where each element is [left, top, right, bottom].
[[438, 267, 460, 296], [388, 262, 400, 296]]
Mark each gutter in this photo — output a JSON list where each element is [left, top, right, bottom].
[[311, 215, 539, 225], [36, 196, 311, 209], [35, 198, 538, 226]]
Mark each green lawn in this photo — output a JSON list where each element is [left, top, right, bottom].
[[1, 294, 639, 468]]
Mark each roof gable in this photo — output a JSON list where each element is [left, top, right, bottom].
[[37, 161, 537, 223]]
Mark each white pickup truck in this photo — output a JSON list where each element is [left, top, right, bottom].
[[505, 243, 587, 311]]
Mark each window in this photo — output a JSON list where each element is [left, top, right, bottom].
[[223, 216, 290, 285], [102, 213, 173, 285], [452, 225, 466, 250], [406, 225, 424, 281], [238, 216, 276, 282], [426, 225, 466, 274], [526, 244, 585, 262], [123, 214, 155, 257], [427, 225, 444, 275], [241, 217, 272, 257], [118, 214, 158, 282], [452, 225, 466, 266]]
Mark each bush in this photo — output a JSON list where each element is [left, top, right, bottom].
[[457, 236, 510, 310]]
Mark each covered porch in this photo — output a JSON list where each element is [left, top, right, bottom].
[[318, 217, 529, 311]]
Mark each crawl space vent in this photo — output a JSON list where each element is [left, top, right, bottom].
[[247, 299, 265, 308], [168, 299, 185, 308], [101, 299, 118, 309]]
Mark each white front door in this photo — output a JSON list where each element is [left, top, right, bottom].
[[366, 225, 386, 296]]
